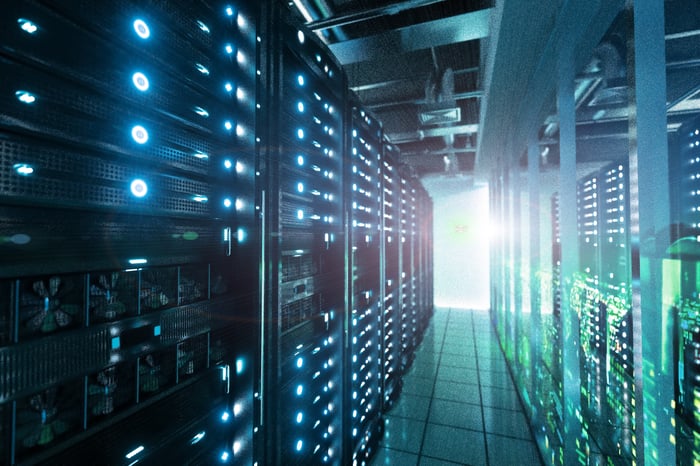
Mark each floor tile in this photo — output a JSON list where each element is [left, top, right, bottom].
[[479, 386, 522, 411], [439, 355, 477, 369], [421, 424, 487, 465], [478, 370, 515, 390], [371, 447, 420, 465], [433, 380, 481, 404], [486, 434, 543, 465], [418, 456, 464, 466], [429, 399, 483, 431], [482, 406, 533, 440], [403, 375, 436, 397], [381, 415, 426, 454], [406, 362, 439, 379], [388, 393, 431, 421], [418, 456, 465, 466], [437, 366, 478, 383]]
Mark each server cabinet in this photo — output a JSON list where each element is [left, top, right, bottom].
[[668, 115, 700, 465], [259, 17, 345, 466], [398, 174, 414, 370], [573, 161, 633, 464], [346, 106, 383, 465], [0, 1, 257, 464], [417, 186, 434, 333], [380, 142, 403, 409]]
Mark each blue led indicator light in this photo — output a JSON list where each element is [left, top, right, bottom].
[[131, 125, 149, 144], [133, 19, 150, 39], [153, 325, 161, 336], [18, 18, 38, 34], [15, 90, 36, 104], [111, 336, 120, 350], [130, 179, 148, 197]]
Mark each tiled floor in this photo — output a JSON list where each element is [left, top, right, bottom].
[[370, 308, 544, 466]]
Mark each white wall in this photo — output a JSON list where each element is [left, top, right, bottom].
[[422, 176, 490, 310]]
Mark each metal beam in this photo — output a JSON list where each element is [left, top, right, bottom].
[[307, 0, 451, 31], [388, 123, 479, 143], [401, 147, 476, 157], [367, 90, 483, 110], [329, 8, 491, 65], [350, 67, 478, 92]]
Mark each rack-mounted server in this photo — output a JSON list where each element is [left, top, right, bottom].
[[259, 17, 346, 466], [0, 1, 257, 464], [570, 160, 633, 464], [346, 105, 383, 465], [669, 115, 700, 465], [380, 142, 403, 410], [258, 14, 434, 465]]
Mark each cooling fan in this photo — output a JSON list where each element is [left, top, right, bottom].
[[90, 272, 126, 321], [88, 366, 118, 416], [178, 275, 204, 305], [177, 344, 195, 376], [21, 389, 69, 448], [140, 354, 162, 394], [21, 277, 79, 333]]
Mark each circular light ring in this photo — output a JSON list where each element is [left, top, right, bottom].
[[224, 159, 233, 170], [130, 179, 148, 197], [131, 125, 149, 144], [132, 72, 149, 91], [133, 19, 150, 39], [298, 30, 305, 44]]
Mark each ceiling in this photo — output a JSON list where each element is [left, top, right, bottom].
[[285, 0, 700, 181]]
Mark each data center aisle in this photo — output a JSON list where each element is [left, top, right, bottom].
[[370, 308, 544, 466]]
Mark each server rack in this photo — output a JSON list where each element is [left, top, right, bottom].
[[669, 115, 700, 464], [572, 161, 633, 464], [575, 173, 606, 424], [380, 142, 403, 409], [398, 174, 414, 370], [0, 1, 258, 464], [259, 16, 345, 465], [346, 106, 383, 465]]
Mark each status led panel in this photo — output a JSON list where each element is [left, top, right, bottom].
[[575, 173, 606, 424], [347, 106, 383, 465], [598, 162, 634, 462], [538, 193, 564, 465], [268, 22, 344, 466], [0, 1, 257, 464], [399, 175, 414, 370], [380, 142, 403, 408], [552, 194, 562, 317]]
